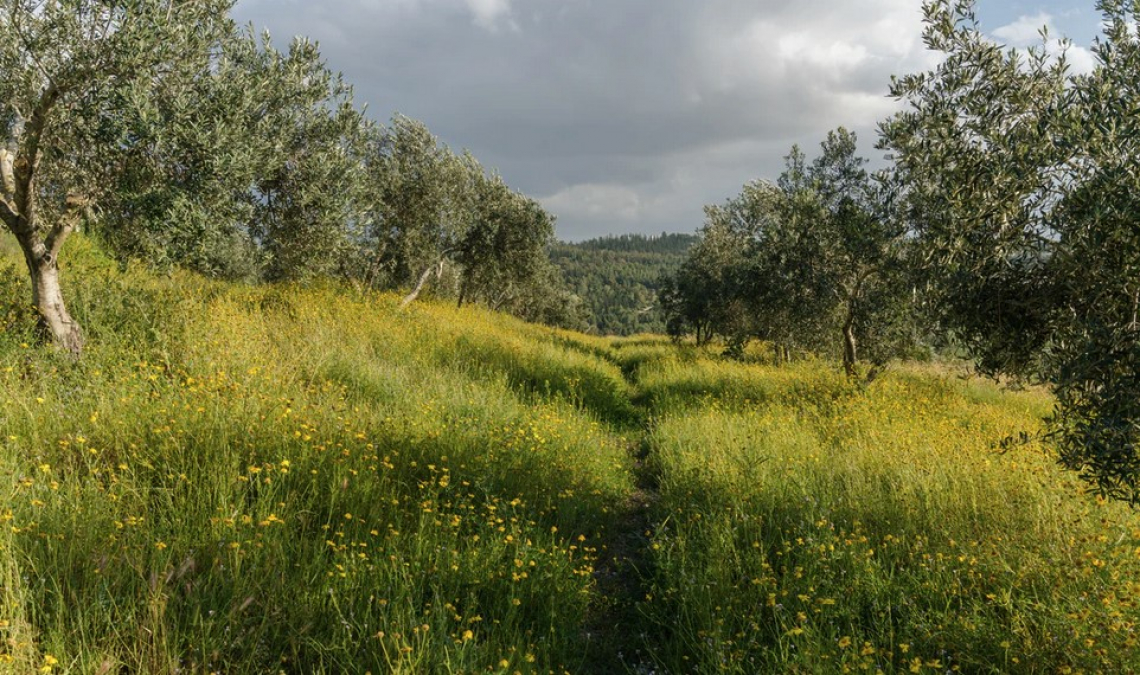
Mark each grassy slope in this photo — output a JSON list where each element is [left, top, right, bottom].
[[620, 346, 1140, 674], [0, 238, 637, 674], [1, 236, 1139, 674]]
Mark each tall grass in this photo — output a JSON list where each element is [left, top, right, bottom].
[[3, 236, 1139, 673], [0, 237, 635, 673], [634, 349, 1140, 673]]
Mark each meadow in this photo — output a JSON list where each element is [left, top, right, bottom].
[[1, 236, 1138, 673]]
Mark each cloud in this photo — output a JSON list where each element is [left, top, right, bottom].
[[231, 0, 937, 239], [993, 12, 1053, 46], [1046, 42, 1096, 75], [990, 12, 1097, 75], [463, 0, 514, 31], [541, 184, 645, 223]]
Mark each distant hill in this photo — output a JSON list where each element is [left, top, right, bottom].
[[551, 233, 697, 336]]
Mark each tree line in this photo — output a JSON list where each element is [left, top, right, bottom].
[[0, 0, 576, 356], [661, 0, 1140, 502], [659, 128, 918, 376]]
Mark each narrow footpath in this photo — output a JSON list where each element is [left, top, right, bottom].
[[579, 360, 664, 674]]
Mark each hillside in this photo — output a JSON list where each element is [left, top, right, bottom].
[[550, 233, 696, 336], [2, 237, 1140, 673]]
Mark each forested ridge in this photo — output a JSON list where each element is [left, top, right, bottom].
[[549, 233, 696, 336]]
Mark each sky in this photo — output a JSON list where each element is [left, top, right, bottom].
[[231, 0, 1104, 241]]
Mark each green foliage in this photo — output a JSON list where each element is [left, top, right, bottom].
[[2, 2, 569, 350], [571, 233, 697, 255], [627, 345, 1139, 674], [98, 29, 376, 282], [0, 0, 236, 216], [0, 0, 239, 352], [456, 174, 555, 310], [880, 0, 1140, 501], [659, 202, 762, 345], [359, 116, 575, 325], [488, 259, 589, 331], [0, 238, 635, 673], [363, 115, 477, 290], [0, 260, 36, 352]]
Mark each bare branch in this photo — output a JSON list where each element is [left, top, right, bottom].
[[11, 5, 54, 83], [13, 77, 61, 224]]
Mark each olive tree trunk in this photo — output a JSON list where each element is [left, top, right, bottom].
[[23, 243, 84, 355], [842, 316, 857, 378], [1, 144, 86, 356], [400, 258, 446, 308]]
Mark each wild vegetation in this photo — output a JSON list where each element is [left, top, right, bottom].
[[659, 130, 915, 375], [5, 0, 1140, 672], [660, 0, 1140, 499], [0, 0, 578, 357], [3, 238, 1140, 673], [0, 236, 636, 673], [881, 0, 1140, 503], [632, 347, 1140, 673]]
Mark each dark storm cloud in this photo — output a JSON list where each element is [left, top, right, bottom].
[[230, 0, 1054, 239]]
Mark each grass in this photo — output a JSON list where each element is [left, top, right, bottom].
[[1, 235, 1139, 673], [0, 237, 635, 674], [633, 349, 1140, 673]]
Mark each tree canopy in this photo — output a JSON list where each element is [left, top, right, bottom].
[[0, 0, 236, 353], [880, 0, 1140, 501], [0, 2, 573, 352]]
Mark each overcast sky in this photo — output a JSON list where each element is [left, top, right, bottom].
[[231, 0, 1103, 241]]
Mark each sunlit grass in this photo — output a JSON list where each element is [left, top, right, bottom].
[[2, 235, 1139, 673], [637, 350, 1140, 673], [0, 236, 635, 673]]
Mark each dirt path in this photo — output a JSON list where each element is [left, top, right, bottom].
[[579, 362, 664, 673], [580, 443, 660, 672]]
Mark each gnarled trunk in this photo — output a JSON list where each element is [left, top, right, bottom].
[[840, 276, 869, 379], [1, 81, 85, 355], [24, 247, 84, 355], [400, 258, 445, 308], [2, 147, 87, 355]]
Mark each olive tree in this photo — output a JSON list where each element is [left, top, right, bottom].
[[794, 130, 910, 376], [364, 116, 478, 303], [0, 0, 233, 354], [880, 0, 1140, 501], [659, 180, 779, 347], [365, 116, 564, 315], [455, 173, 555, 310], [101, 29, 376, 283], [662, 130, 912, 373]]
